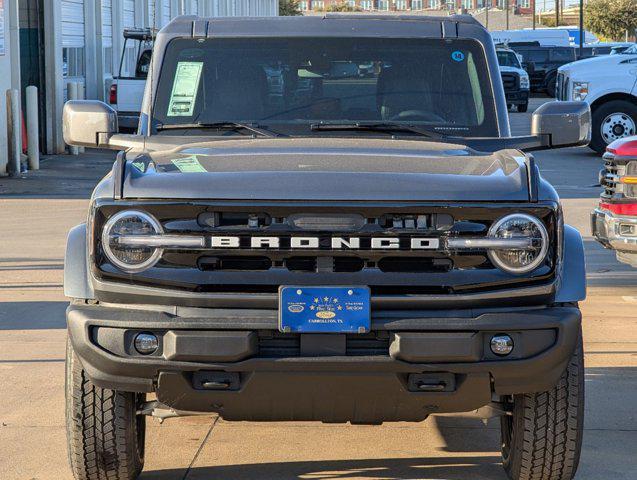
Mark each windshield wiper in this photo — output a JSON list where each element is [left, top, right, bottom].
[[309, 122, 446, 139], [156, 121, 281, 137]]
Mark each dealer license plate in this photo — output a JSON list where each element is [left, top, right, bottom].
[[279, 286, 371, 334]]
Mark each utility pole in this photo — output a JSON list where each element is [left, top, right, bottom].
[[506, 0, 509, 29], [532, 0, 536, 29], [555, 0, 559, 26], [579, 0, 584, 56], [486, 0, 489, 29]]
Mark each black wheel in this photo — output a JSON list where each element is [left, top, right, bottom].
[[66, 338, 145, 480], [590, 100, 637, 154], [517, 102, 528, 113], [500, 330, 584, 480], [545, 74, 557, 98]]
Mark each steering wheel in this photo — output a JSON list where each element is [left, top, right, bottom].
[[389, 110, 446, 122]]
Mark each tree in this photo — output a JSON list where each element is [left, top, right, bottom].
[[279, 0, 302, 16], [585, 0, 637, 41], [320, 1, 362, 11]]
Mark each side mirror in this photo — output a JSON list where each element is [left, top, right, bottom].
[[523, 61, 535, 74], [531, 101, 591, 148], [63, 100, 118, 148]]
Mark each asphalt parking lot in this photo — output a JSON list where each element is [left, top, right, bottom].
[[1, 97, 636, 480]]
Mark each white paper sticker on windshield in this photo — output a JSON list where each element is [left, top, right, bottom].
[[167, 62, 203, 117]]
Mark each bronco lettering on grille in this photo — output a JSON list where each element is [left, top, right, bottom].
[[208, 236, 440, 250]]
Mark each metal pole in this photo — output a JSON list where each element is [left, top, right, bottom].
[[26, 86, 40, 170], [67, 82, 79, 156], [6, 89, 22, 177], [532, 0, 536, 29], [579, 0, 584, 57], [486, 0, 489, 29], [506, 0, 509, 30], [555, 0, 559, 26]]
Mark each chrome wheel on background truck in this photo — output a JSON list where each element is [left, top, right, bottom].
[[590, 100, 637, 153]]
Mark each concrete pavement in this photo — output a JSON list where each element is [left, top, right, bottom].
[[1, 99, 636, 480]]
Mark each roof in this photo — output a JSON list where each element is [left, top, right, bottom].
[[156, 14, 488, 41]]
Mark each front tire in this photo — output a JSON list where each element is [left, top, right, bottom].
[[590, 100, 637, 154], [66, 338, 146, 480], [518, 102, 529, 113], [500, 330, 584, 480]]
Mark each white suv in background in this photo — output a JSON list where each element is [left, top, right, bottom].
[[556, 44, 637, 153]]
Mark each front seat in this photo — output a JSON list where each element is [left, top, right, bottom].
[[376, 65, 434, 121], [209, 64, 268, 121]]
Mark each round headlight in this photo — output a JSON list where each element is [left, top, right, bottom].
[[487, 214, 549, 274], [101, 210, 163, 272]]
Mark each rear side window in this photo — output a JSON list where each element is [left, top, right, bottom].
[[524, 50, 549, 63], [550, 48, 575, 62]]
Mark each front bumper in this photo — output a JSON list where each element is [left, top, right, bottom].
[[505, 89, 529, 105], [67, 303, 581, 423], [591, 208, 637, 266]]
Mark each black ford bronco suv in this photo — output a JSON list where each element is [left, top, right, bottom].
[[62, 15, 591, 480]]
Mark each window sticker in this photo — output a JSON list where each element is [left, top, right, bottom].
[[451, 51, 465, 62], [171, 155, 207, 173], [167, 62, 203, 117]]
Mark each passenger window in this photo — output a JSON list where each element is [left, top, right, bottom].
[[527, 50, 549, 63], [136, 50, 152, 79], [550, 48, 575, 62]]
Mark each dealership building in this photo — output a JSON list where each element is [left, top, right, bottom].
[[0, 0, 277, 171]]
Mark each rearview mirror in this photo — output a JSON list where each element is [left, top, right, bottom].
[[531, 101, 591, 148], [63, 100, 118, 148]]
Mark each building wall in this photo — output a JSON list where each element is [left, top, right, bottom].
[[0, 0, 18, 174], [299, 0, 528, 12]]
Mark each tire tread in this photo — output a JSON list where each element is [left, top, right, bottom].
[[503, 332, 584, 480], [66, 339, 144, 480]]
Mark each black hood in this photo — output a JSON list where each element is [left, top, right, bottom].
[[123, 138, 530, 202]]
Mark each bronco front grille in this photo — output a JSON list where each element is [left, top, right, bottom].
[[93, 202, 558, 297]]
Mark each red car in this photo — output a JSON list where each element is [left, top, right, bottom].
[[592, 136, 637, 267]]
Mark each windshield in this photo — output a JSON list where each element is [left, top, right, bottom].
[[153, 37, 498, 137], [497, 50, 521, 68], [620, 44, 637, 55]]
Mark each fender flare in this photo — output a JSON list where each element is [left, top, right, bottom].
[[64, 223, 94, 300], [555, 224, 586, 303]]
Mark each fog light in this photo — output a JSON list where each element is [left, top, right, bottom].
[[490, 334, 514, 356], [134, 333, 159, 355]]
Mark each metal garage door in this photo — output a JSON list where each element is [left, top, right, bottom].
[[62, 0, 86, 99], [101, 0, 113, 77], [123, 0, 136, 29], [212, 0, 278, 16], [121, 0, 139, 77], [162, 0, 172, 27]]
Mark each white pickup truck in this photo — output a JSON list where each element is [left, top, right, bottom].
[[107, 29, 154, 132], [556, 44, 637, 153]]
